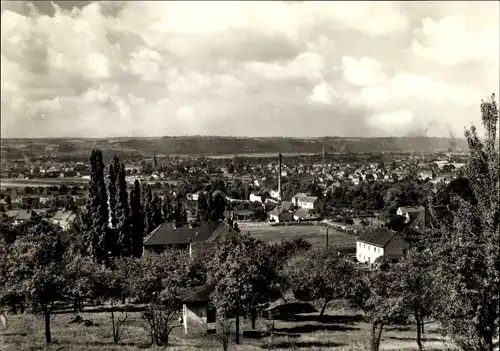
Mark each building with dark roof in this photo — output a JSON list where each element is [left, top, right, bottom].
[[143, 220, 238, 256], [356, 228, 408, 264], [397, 206, 425, 223]]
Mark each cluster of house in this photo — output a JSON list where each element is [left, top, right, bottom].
[[143, 204, 436, 335], [2, 209, 77, 230]]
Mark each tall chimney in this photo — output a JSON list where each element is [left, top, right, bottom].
[[278, 153, 282, 200]]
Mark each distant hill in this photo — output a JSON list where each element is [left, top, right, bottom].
[[0, 136, 468, 161]]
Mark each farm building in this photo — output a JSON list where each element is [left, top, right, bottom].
[[356, 228, 409, 264], [291, 193, 321, 210], [180, 285, 216, 335], [143, 220, 238, 256], [293, 208, 318, 221], [268, 206, 294, 223]]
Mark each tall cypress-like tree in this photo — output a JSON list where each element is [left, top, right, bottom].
[[197, 192, 210, 221], [142, 184, 154, 236], [152, 194, 163, 228], [108, 156, 120, 228], [130, 180, 144, 257], [115, 163, 132, 257], [162, 194, 174, 221], [84, 149, 110, 263]]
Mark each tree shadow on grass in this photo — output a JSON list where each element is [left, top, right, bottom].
[[243, 330, 301, 339], [52, 340, 152, 349], [275, 324, 358, 334], [388, 336, 444, 342], [275, 314, 364, 324], [386, 325, 413, 332], [262, 340, 346, 349]]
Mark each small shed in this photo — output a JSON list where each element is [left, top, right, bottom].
[[179, 285, 216, 335]]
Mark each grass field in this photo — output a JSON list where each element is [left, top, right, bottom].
[[0, 303, 451, 351], [239, 223, 357, 251]]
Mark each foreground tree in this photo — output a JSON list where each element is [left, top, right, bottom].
[[208, 234, 280, 344], [431, 94, 499, 351], [285, 248, 356, 316], [3, 218, 67, 343], [395, 250, 437, 350], [350, 264, 409, 351], [132, 251, 185, 346]]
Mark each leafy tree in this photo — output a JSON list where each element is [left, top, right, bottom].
[[285, 248, 356, 316], [131, 251, 185, 346], [64, 254, 102, 314], [349, 265, 409, 351], [395, 250, 437, 350], [3, 218, 67, 343], [130, 180, 145, 257], [431, 94, 499, 351], [83, 149, 110, 264]]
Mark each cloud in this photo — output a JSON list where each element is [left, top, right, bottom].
[[1, 1, 498, 138], [342, 56, 387, 87], [411, 2, 499, 67], [307, 82, 339, 105]]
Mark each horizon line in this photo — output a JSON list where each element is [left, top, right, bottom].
[[0, 135, 466, 140]]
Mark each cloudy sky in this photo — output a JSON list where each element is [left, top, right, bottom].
[[1, 1, 499, 138]]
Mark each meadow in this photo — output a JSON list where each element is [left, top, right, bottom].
[[239, 223, 357, 251], [0, 303, 450, 351]]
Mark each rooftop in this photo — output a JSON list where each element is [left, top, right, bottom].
[[357, 228, 398, 248]]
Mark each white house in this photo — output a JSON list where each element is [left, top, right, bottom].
[[292, 193, 320, 210], [356, 228, 409, 264], [249, 193, 263, 203], [50, 210, 76, 231]]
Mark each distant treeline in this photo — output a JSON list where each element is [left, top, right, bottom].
[[1, 136, 468, 161]]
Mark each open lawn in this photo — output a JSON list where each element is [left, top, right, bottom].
[[0, 303, 451, 351], [239, 223, 357, 251]]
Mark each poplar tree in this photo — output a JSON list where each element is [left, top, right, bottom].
[[115, 163, 132, 257], [142, 184, 154, 236], [108, 156, 120, 228], [152, 194, 163, 228], [130, 180, 145, 257], [83, 149, 110, 263]]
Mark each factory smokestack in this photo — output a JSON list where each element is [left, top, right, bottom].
[[278, 153, 282, 200]]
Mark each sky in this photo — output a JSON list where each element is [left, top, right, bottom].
[[1, 1, 499, 138]]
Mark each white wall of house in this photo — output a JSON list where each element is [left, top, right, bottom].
[[269, 213, 280, 223], [249, 194, 263, 203], [356, 241, 384, 264], [183, 303, 208, 335], [298, 200, 316, 210]]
